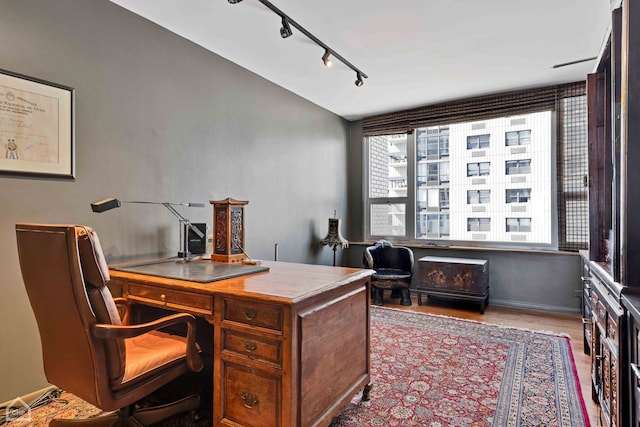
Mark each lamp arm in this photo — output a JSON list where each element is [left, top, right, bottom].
[[162, 203, 205, 239]]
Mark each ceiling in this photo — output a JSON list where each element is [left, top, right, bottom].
[[110, 0, 611, 121]]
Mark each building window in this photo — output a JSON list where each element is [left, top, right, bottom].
[[418, 161, 449, 185], [420, 213, 449, 237], [506, 159, 531, 175], [418, 188, 449, 211], [467, 162, 490, 177], [439, 188, 450, 209], [467, 190, 490, 204], [506, 188, 531, 203], [506, 129, 531, 146], [506, 218, 532, 232], [417, 127, 449, 160], [467, 134, 490, 149], [467, 218, 491, 232]]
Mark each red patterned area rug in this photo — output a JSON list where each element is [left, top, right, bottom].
[[331, 307, 589, 427], [6, 307, 589, 426]]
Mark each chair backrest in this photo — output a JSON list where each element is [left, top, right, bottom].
[[364, 242, 414, 273], [15, 224, 125, 407]]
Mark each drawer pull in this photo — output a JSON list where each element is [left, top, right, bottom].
[[241, 392, 259, 409], [244, 309, 257, 320], [244, 341, 257, 352], [160, 294, 166, 303]]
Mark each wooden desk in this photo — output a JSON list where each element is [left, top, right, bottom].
[[108, 260, 372, 427]]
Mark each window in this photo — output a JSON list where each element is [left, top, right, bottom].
[[467, 190, 490, 204], [506, 188, 531, 203], [506, 130, 531, 146], [418, 161, 449, 185], [467, 162, 490, 177], [417, 127, 449, 160], [439, 188, 450, 209], [506, 218, 531, 232], [467, 218, 491, 232], [467, 134, 490, 149], [506, 159, 531, 175], [419, 214, 449, 237], [418, 188, 449, 211], [364, 82, 588, 249]]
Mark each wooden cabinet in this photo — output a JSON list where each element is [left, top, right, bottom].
[[583, 1, 640, 425], [588, 266, 626, 427], [581, 255, 593, 355], [416, 256, 489, 313], [623, 295, 640, 427]]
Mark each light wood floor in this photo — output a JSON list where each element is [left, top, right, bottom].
[[382, 294, 597, 425]]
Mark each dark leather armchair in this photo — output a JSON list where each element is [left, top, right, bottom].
[[363, 241, 414, 306], [15, 223, 204, 426]]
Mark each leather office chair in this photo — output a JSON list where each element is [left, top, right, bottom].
[[363, 240, 414, 306], [15, 223, 204, 426]]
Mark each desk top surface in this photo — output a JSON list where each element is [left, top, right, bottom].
[[112, 259, 270, 283], [109, 259, 373, 303]]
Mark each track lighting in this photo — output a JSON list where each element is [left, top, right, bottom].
[[322, 49, 332, 67], [280, 17, 292, 38], [226, 0, 368, 87]]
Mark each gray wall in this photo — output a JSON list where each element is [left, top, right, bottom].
[[345, 120, 583, 314], [343, 244, 582, 313], [0, 0, 350, 402]]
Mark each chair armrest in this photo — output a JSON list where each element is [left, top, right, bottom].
[[113, 297, 129, 324], [91, 313, 203, 372]]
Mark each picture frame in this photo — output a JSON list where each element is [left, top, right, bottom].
[[0, 69, 75, 178]]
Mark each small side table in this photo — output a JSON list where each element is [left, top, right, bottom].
[[416, 256, 489, 313]]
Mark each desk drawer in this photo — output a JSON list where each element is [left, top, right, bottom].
[[222, 362, 280, 427], [222, 330, 282, 367], [223, 298, 283, 333], [127, 282, 213, 315]]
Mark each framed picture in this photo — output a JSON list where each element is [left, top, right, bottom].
[[0, 69, 75, 178]]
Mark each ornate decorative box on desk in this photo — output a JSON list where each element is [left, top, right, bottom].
[[416, 256, 489, 313]]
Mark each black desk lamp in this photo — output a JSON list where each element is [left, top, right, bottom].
[[91, 197, 205, 262]]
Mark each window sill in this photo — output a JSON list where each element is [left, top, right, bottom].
[[349, 241, 578, 256]]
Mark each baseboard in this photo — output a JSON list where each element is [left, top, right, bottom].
[[490, 298, 581, 315]]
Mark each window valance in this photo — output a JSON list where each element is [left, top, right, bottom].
[[362, 81, 585, 137]]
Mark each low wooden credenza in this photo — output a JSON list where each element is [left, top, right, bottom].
[[416, 256, 489, 313]]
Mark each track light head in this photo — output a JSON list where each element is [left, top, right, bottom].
[[355, 73, 364, 87], [322, 49, 332, 67], [228, 0, 243, 3], [280, 17, 292, 38]]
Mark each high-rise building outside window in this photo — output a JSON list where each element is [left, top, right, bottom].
[[366, 111, 553, 245], [364, 85, 587, 251]]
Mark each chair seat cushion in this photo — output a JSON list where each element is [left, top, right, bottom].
[[373, 268, 412, 280], [372, 268, 412, 289], [120, 331, 191, 384]]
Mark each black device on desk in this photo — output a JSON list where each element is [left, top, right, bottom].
[[187, 223, 207, 254]]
